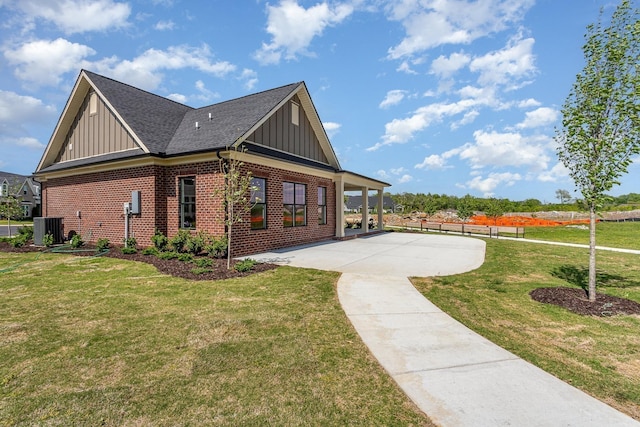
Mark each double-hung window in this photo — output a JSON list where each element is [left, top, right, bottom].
[[318, 187, 327, 225], [179, 177, 196, 229], [283, 182, 306, 227], [250, 177, 267, 230]]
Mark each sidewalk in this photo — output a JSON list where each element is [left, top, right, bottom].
[[249, 232, 639, 426]]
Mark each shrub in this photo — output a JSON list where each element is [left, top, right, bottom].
[[42, 233, 54, 247], [185, 231, 207, 255], [141, 247, 159, 256], [96, 238, 110, 251], [157, 251, 179, 260], [151, 228, 168, 251], [121, 247, 137, 254], [193, 257, 213, 268], [11, 235, 28, 248], [205, 235, 228, 259], [124, 236, 137, 249], [17, 226, 33, 240], [191, 267, 213, 275], [169, 230, 191, 253], [234, 258, 257, 272], [70, 234, 84, 248], [177, 253, 194, 263]]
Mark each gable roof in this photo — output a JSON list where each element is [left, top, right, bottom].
[[36, 70, 341, 174]]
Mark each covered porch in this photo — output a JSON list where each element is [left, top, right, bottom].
[[335, 171, 390, 238]]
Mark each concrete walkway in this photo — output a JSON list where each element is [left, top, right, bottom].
[[249, 232, 639, 426]]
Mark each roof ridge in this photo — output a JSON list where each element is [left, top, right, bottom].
[[193, 81, 302, 111]]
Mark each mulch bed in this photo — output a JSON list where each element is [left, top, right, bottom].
[[0, 241, 277, 281], [530, 287, 640, 317]]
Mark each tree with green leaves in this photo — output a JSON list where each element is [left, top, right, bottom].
[[555, 189, 572, 204], [556, 0, 640, 301], [0, 183, 24, 238], [216, 147, 255, 269], [485, 198, 506, 225], [456, 195, 474, 223]]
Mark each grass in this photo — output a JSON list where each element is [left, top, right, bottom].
[[412, 237, 640, 420], [0, 253, 432, 426], [524, 221, 640, 250]]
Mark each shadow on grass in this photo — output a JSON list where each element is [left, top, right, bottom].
[[551, 265, 640, 290]]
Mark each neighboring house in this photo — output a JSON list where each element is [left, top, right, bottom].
[[345, 195, 395, 213], [0, 171, 41, 218], [35, 70, 388, 255]]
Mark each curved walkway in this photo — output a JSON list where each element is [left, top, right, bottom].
[[249, 232, 639, 426]]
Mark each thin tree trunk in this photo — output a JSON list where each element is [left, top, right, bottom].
[[227, 204, 232, 270], [588, 207, 597, 302], [7, 218, 12, 238]]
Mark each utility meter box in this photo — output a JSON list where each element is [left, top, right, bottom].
[[131, 190, 141, 215]]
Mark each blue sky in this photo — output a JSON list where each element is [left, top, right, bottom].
[[1, 0, 638, 203]]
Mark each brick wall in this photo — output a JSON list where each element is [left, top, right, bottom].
[[41, 159, 336, 255]]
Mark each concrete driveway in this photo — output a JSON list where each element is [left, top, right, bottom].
[[248, 231, 486, 276]]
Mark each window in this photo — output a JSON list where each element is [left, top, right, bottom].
[[291, 101, 299, 126], [1, 183, 7, 197], [22, 205, 29, 218], [318, 186, 327, 225], [250, 177, 267, 230], [179, 177, 196, 229], [283, 182, 306, 227]]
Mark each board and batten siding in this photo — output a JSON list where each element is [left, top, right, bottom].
[[247, 95, 329, 165], [55, 91, 139, 163]]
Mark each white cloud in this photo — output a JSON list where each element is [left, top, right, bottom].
[[450, 110, 479, 130], [458, 129, 550, 171], [0, 90, 57, 126], [516, 107, 559, 129], [155, 20, 176, 31], [518, 98, 542, 108], [240, 68, 258, 91], [254, 0, 354, 64], [466, 172, 522, 196], [538, 162, 569, 182], [377, 167, 413, 184], [398, 174, 413, 183], [415, 147, 460, 170], [167, 93, 187, 103], [9, 0, 131, 34], [16, 137, 45, 149], [430, 51, 471, 78], [323, 121, 341, 138], [386, 0, 535, 59], [469, 34, 536, 88], [4, 38, 96, 86], [379, 90, 407, 109]]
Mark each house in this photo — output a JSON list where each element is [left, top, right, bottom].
[[345, 194, 396, 213], [34, 70, 389, 255], [0, 171, 41, 218]]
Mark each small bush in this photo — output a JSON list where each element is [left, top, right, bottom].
[[70, 234, 84, 248], [234, 258, 257, 272], [17, 226, 33, 240], [124, 236, 137, 249], [151, 228, 168, 251], [42, 233, 54, 247], [193, 257, 213, 268], [121, 247, 137, 254], [205, 235, 228, 258], [185, 231, 207, 255], [191, 267, 213, 275], [157, 251, 179, 260], [141, 247, 159, 256], [169, 230, 191, 253], [177, 253, 194, 263], [96, 238, 110, 251], [11, 234, 28, 248]]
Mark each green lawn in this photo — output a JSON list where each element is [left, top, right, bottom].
[[412, 237, 640, 420], [524, 221, 640, 250], [0, 253, 432, 426]]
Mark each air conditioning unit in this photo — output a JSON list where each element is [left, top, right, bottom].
[[33, 217, 64, 246]]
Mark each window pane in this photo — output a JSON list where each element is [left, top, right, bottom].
[[251, 177, 265, 203], [179, 177, 196, 229], [283, 182, 294, 204], [318, 206, 326, 225], [294, 184, 306, 204], [295, 205, 306, 226], [283, 205, 294, 227], [318, 187, 325, 205], [251, 204, 266, 230]]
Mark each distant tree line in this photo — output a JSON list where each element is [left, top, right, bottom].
[[388, 192, 640, 214]]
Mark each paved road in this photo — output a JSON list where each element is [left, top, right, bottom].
[[0, 225, 21, 237]]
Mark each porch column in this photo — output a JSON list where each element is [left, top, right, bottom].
[[361, 187, 369, 231], [377, 189, 384, 230], [335, 176, 345, 238]]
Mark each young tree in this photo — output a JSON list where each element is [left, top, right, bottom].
[[456, 195, 474, 223], [555, 189, 572, 204], [0, 183, 24, 238], [216, 147, 255, 269], [555, 0, 640, 301], [485, 198, 506, 225]]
